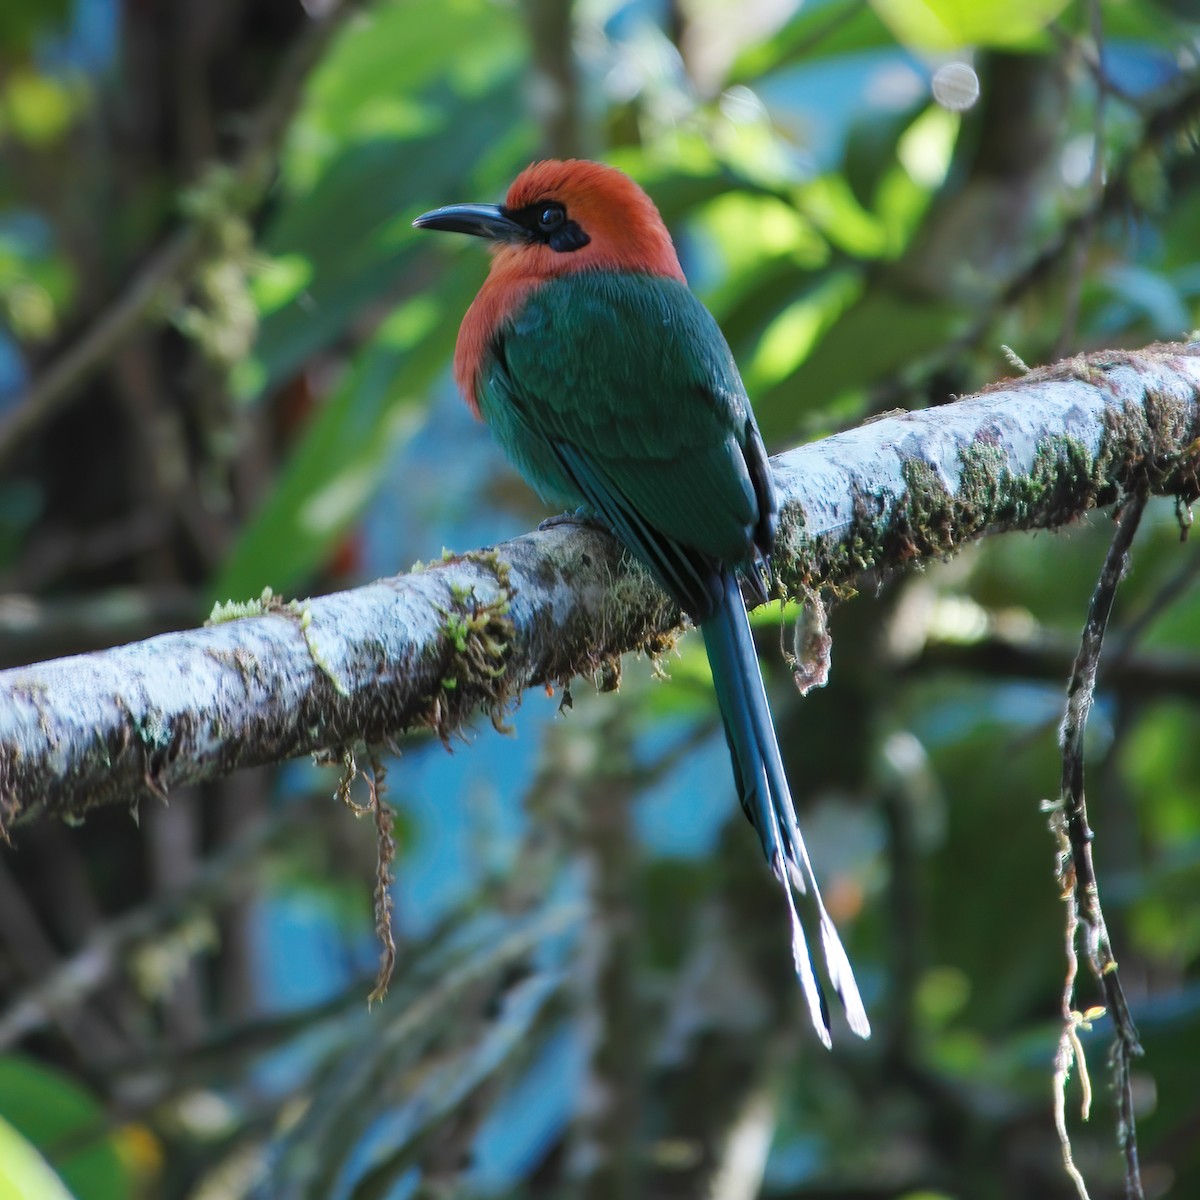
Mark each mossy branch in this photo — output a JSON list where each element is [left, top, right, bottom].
[[2, 341, 1199, 828]]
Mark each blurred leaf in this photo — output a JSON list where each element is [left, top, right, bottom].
[[639, 159, 791, 226], [717, 258, 837, 365], [0, 0, 70, 54], [1075, 0, 1195, 45], [251, 253, 314, 317], [907, 680, 1064, 1029], [1122, 703, 1200, 847], [844, 106, 922, 213], [1, 68, 83, 146], [247, 0, 529, 400], [283, 0, 523, 184], [756, 288, 967, 436], [729, 1, 895, 85], [695, 189, 826, 278], [0, 214, 75, 343], [250, 87, 529, 401], [870, 0, 1069, 51], [1093, 264, 1191, 337], [217, 258, 483, 597], [803, 172, 892, 257], [0, 1116, 75, 1200], [0, 1056, 132, 1200], [742, 269, 861, 407]]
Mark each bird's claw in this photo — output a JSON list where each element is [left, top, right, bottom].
[[538, 506, 604, 533]]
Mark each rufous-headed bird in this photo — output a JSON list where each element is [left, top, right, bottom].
[[414, 160, 869, 1046]]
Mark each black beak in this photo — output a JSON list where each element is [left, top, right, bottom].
[[412, 203, 525, 241]]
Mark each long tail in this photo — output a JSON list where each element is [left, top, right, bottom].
[[701, 572, 870, 1048]]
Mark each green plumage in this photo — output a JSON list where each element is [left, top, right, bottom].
[[474, 269, 869, 1045], [415, 166, 869, 1044], [477, 271, 769, 610]]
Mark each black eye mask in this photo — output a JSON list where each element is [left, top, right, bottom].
[[504, 200, 591, 252]]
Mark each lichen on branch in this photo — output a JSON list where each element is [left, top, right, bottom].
[[1, 341, 1199, 827]]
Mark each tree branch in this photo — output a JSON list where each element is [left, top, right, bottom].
[[2, 342, 1199, 828]]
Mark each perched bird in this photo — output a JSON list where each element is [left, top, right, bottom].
[[414, 160, 869, 1046]]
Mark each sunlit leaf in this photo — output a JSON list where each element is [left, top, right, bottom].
[[0, 1057, 134, 1200], [1, 69, 82, 146], [870, 0, 1069, 51], [756, 287, 965, 436], [250, 90, 529, 400], [729, 0, 895, 85], [0, 1117, 75, 1200]]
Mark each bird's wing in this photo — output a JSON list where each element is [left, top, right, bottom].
[[487, 271, 776, 615]]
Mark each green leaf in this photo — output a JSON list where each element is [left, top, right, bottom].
[[843, 106, 924, 213], [729, 1, 895, 86], [216, 259, 484, 597], [0, 1116, 75, 1200], [244, 0, 530, 401], [870, 0, 1069, 50], [284, 0, 523, 182], [0, 0, 70, 53], [248, 85, 529, 401], [0, 1056, 133, 1200], [755, 288, 967, 438]]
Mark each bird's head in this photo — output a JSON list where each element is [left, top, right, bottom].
[[414, 159, 684, 282]]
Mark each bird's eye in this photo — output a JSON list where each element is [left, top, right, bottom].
[[538, 204, 565, 231]]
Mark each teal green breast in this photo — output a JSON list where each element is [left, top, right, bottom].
[[475, 271, 764, 569]]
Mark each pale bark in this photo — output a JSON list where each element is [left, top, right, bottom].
[[2, 342, 1198, 827]]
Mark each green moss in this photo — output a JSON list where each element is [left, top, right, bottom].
[[208, 586, 348, 695], [773, 425, 1132, 604], [208, 587, 276, 623], [428, 549, 519, 739]]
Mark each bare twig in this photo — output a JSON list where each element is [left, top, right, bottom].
[[366, 749, 397, 1006], [1049, 490, 1147, 1200]]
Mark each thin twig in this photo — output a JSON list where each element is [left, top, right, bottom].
[[366, 748, 397, 1006], [1051, 490, 1148, 1200]]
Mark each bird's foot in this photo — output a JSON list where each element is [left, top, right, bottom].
[[538, 507, 604, 533]]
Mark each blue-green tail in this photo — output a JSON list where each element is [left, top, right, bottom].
[[701, 572, 870, 1047]]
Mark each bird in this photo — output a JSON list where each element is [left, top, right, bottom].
[[414, 159, 869, 1046]]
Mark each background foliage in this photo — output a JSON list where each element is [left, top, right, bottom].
[[1, 1, 1200, 1197]]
